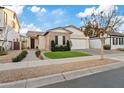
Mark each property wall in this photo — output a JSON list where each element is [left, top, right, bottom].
[[89, 38, 110, 49], [90, 37, 124, 49]]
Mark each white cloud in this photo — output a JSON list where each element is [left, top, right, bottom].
[[52, 9, 64, 15], [30, 6, 47, 13], [20, 22, 42, 34], [76, 5, 118, 18], [41, 8, 47, 13], [77, 7, 96, 18], [4, 5, 25, 15]]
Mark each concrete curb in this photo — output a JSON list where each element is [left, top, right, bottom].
[[40, 51, 49, 60]]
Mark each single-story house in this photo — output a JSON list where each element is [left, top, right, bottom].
[[26, 25, 89, 51], [90, 31, 124, 49], [26, 25, 124, 50]]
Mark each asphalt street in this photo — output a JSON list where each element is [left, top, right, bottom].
[[42, 67, 124, 88]]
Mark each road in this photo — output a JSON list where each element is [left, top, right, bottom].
[[41, 67, 124, 88]]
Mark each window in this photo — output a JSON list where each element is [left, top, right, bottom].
[[119, 38, 121, 45], [63, 36, 66, 45], [113, 38, 116, 45], [116, 38, 118, 45], [122, 38, 124, 45], [55, 36, 58, 45]]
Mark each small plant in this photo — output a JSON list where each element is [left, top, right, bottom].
[[67, 40, 71, 51], [12, 50, 28, 62], [51, 40, 55, 51], [35, 50, 41, 57], [36, 46, 38, 49], [103, 44, 111, 50], [118, 48, 124, 51], [0, 46, 7, 56]]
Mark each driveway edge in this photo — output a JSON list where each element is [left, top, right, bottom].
[[0, 62, 124, 88]]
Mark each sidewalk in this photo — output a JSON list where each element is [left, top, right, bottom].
[[21, 50, 40, 62], [0, 54, 124, 87], [0, 55, 100, 71]]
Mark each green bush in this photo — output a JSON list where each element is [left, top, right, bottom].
[[0, 46, 5, 52], [51, 40, 55, 51], [51, 40, 71, 51], [0, 51, 7, 56], [12, 50, 28, 62], [103, 44, 111, 50], [0, 46, 7, 56], [35, 50, 41, 57], [67, 40, 71, 51]]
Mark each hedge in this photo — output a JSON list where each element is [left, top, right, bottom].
[[12, 50, 28, 62], [35, 50, 41, 57], [51, 40, 71, 51]]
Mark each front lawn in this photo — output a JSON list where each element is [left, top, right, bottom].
[[44, 51, 91, 59]]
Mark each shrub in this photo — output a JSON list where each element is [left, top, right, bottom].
[[35, 50, 41, 57], [67, 40, 71, 51], [51, 40, 55, 51], [50, 40, 71, 51], [103, 44, 111, 50], [36, 46, 38, 49], [12, 50, 28, 62], [0, 46, 5, 52], [0, 46, 7, 56], [0, 51, 7, 56]]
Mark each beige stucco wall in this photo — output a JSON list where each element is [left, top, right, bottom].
[[38, 36, 45, 50], [27, 37, 31, 48], [45, 31, 70, 50], [2, 8, 20, 32], [0, 7, 20, 50]]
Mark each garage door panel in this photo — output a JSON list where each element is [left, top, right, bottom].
[[71, 39, 87, 49]]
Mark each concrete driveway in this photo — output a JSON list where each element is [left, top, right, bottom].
[[75, 49, 123, 55]]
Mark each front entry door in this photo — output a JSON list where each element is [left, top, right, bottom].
[[31, 38, 35, 49]]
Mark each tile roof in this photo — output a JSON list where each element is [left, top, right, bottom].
[[26, 31, 44, 37], [106, 31, 124, 36]]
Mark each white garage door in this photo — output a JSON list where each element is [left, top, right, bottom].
[[71, 39, 87, 49]]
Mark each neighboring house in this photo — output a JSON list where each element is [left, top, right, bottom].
[[0, 6, 20, 50], [26, 25, 89, 50], [90, 31, 124, 49]]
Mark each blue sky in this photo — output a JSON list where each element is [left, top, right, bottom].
[[4, 5, 124, 34]]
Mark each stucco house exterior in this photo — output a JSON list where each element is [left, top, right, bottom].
[[26, 25, 89, 50], [26, 25, 124, 51], [90, 31, 124, 49], [0, 6, 21, 50]]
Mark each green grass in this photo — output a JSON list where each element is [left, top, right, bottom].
[[44, 51, 91, 59]]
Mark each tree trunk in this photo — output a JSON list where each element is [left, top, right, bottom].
[[100, 38, 105, 60]]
